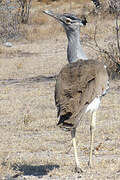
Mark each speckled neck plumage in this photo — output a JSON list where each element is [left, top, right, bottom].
[[66, 28, 88, 63]]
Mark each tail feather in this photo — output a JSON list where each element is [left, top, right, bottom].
[[57, 112, 73, 130]]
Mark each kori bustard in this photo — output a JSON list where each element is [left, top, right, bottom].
[[43, 10, 109, 173]]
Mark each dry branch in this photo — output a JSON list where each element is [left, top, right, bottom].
[[109, 0, 120, 13], [17, 0, 32, 24], [85, 15, 120, 78]]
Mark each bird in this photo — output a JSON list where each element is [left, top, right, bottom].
[[43, 10, 109, 173]]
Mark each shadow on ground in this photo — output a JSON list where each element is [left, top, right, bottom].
[[0, 75, 57, 86], [12, 163, 59, 177]]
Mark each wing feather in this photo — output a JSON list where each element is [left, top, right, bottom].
[[55, 60, 108, 129]]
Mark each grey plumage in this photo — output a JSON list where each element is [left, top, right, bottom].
[[43, 10, 88, 63]]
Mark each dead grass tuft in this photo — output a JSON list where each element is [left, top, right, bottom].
[[23, 111, 35, 125], [30, 11, 49, 25], [21, 21, 64, 41], [0, 45, 18, 56]]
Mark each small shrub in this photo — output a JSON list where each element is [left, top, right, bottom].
[[108, 0, 120, 13], [0, 0, 21, 42]]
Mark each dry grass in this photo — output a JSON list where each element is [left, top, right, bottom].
[[30, 9, 49, 26], [0, 45, 18, 56], [20, 0, 99, 41], [21, 23, 63, 41], [20, 8, 64, 41]]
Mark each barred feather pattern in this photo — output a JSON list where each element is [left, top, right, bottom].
[[55, 59, 109, 131]]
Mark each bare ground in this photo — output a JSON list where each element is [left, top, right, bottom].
[[0, 1, 120, 180]]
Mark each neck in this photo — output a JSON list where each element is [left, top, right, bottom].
[[66, 29, 88, 63]]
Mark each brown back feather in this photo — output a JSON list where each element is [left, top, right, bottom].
[[55, 59, 108, 130]]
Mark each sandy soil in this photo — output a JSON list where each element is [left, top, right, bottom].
[[0, 1, 120, 179]]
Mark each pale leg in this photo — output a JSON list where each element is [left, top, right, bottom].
[[89, 111, 96, 168], [71, 128, 82, 173]]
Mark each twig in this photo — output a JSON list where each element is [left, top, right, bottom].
[[115, 12, 120, 55], [85, 23, 120, 70]]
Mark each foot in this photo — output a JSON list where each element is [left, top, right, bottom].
[[88, 160, 93, 168], [75, 166, 83, 173]]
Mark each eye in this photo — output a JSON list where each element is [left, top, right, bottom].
[[65, 18, 72, 24]]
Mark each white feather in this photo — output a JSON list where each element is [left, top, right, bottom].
[[86, 97, 100, 113]]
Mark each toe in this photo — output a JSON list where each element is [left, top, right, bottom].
[[75, 166, 83, 173]]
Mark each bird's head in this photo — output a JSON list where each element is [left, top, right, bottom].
[[43, 10, 87, 32]]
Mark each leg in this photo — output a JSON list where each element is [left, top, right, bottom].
[[89, 111, 96, 168], [71, 128, 82, 173]]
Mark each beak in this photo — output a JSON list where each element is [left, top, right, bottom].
[[43, 10, 61, 22], [43, 10, 87, 26]]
